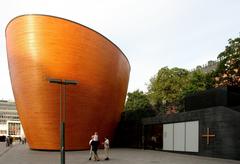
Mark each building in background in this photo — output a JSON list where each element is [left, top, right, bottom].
[[0, 100, 24, 139], [191, 60, 219, 73]]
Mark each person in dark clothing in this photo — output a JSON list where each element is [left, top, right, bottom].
[[6, 136, 10, 147], [91, 132, 100, 161]]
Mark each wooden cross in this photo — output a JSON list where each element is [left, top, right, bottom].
[[202, 128, 215, 145]]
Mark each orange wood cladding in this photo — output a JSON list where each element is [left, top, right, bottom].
[[6, 15, 130, 150]]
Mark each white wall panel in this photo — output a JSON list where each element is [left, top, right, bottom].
[[186, 121, 199, 152], [173, 122, 185, 151], [163, 124, 173, 151]]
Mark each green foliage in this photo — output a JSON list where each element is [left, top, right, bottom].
[[215, 37, 240, 87], [147, 67, 189, 111], [125, 90, 151, 111], [217, 38, 240, 72], [124, 90, 156, 122], [147, 67, 215, 112], [182, 70, 208, 96], [205, 71, 217, 89]]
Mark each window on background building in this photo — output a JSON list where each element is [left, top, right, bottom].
[[8, 122, 21, 135]]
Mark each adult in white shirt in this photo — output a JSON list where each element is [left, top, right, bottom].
[[91, 132, 100, 161], [93, 132, 98, 141]]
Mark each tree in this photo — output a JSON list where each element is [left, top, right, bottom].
[[124, 90, 155, 122], [215, 37, 240, 87], [205, 71, 217, 89], [182, 70, 209, 96], [147, 67, 189, 111], [125, 90, 151, 111]]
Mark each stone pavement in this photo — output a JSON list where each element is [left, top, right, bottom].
[[0, 142, 14, 158], [0, 142, 5, 152], [0, 144, 239, 164]]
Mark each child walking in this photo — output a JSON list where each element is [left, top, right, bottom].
[[103, 137, 110, 160]]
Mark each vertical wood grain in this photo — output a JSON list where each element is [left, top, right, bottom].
[[6, 15, 130, 150]]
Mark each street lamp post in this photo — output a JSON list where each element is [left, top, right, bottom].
[[48, 78, 78, 164]]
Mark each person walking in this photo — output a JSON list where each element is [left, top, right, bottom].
[[9, 135, 13, 146], [103, 137, 110, 160], [6, 136, 10, 147], [88, 136, 94, 160], [91, 132, 100, 161]]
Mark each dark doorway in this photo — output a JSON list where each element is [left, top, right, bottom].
[[144, 124, 163, 150]]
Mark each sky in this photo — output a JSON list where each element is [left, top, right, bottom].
[[0, 0, 240, 100]]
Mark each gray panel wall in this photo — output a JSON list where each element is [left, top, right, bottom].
[[143, 106, 240, 160]]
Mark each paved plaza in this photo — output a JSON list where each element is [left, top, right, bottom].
[[0, 142, 239, 164]]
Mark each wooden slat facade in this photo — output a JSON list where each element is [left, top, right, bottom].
[[6, 15, 130, 150]]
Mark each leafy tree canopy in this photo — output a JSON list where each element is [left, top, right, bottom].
[[215, 37, 240, 87], [125, 90, 151, 111], [147, 67, 189, 110], [182, 70, 209, 96], [147, 67, 213, 112]]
